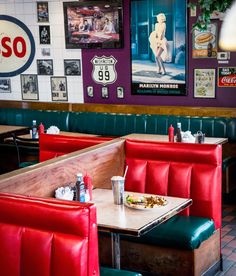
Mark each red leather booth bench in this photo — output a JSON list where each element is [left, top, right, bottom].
[[0, 193, 142, 276], [99, 139, 222, 276], [39, 133, 112, 162]]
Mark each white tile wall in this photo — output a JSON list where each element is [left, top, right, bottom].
[[0, 0, 84, 103]]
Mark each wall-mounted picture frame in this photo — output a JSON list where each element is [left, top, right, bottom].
[[131, 0, 187, 96], [194, 68, 216, 98], [87, 86, 94, 97], [101, 86, 109, 98], [21, 74, 39, 100], [64, 59, 81, 76], [0, 78, 11, 93], [39, 25, 50, 44], [51, 77, 68, 101], [41, 48, 51, 57], [37, 59, 53, 75], [37, 1, 49, 22], [117, 86, 124, 98], [192, 23, 217, 58]]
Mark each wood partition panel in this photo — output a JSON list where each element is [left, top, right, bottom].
[[0, 139, 125, 197], [0, 100, 236, 117]]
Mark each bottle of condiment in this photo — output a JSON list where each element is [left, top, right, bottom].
[[168, 124, 174, 142], [84, 174, 93, 201], [176, 122, 182, 142], [31, 120, 38, 139], [39, 122, 45, 134], [75, 173, 85, 202]]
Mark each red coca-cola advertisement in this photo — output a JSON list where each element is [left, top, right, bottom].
[[218, 67, 236, 87]]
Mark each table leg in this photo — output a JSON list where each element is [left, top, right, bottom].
[[111, 232, 121, 269]]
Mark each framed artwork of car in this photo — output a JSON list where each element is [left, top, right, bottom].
[[37, 2, 49, 22], [0, 79, 11, 93], [64, 59, 81, 76], [37, 59, 53, 75]]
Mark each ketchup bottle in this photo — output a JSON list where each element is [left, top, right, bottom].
[[168, 124, 174, 142], [83, 174, 93, 201], [39, 122, 45, 134]]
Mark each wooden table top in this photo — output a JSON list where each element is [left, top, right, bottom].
[[92, 188, 192, 236], [123, 133, 228, 145], [0, 125, 29, 140]]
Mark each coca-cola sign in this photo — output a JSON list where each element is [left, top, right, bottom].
[[218, 67, 236, 87]]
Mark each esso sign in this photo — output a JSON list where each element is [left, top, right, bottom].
[[0, 15, 35, 77]]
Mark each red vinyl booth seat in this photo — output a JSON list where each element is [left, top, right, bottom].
[[125, 139, 222, 230], [0, 193, 99, 276], [39, 133, 112, 162]]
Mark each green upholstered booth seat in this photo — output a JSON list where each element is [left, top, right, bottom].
[[122, 216, 215, 250], [223, 156, 236, 172], [100, 266, 142, 276]]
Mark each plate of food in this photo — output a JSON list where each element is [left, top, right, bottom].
[[125, 194, 168, 210], [195, 32, 215, 48]]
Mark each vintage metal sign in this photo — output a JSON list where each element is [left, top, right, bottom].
[[91, 55, 117, 86], [218, 67, 236, 87], [0, 15, 35, 77]]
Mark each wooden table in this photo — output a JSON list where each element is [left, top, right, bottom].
[[123, 133, 228, 145], [0, 125, 29, 141], [92, 188, 192, 269]]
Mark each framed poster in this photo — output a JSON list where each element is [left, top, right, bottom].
[[21, 74, 39, 100], [117, 86, 124, 98], [51, 77, 68, 101], [192, 23, 217, 58], [37, 59, 53, 75], [218, 67, 236, 87], [39, 25, 50, 44], [37, 2, 49, 22], [131, 0, 187, 96], [64, 59, 81, 76], [194, 69, 216, 98], [0, 79, 11, 93], [101, 87, 109, 98]]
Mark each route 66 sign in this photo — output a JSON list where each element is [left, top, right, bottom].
[[91, 55, 117, 85]]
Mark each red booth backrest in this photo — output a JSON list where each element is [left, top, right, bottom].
[[125, 139, 222, 229], [0, 193, 99, 276], [39, 133, 112, 162]]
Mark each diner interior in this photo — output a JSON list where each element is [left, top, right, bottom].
[[1, 0, 236, 275]]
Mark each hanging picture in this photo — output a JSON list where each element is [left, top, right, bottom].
[[51, 77, 68, 101], [37, 2, 49, 22], [192, 23, 217, 58], [131, 0, 187, 96], [64, 59, 81, 76], [194, 69, 216, 98], [218, 67, 236, 87], [0, 78, 11, 93], [39, 25, 50, 44], [21, 74, 39, 100], [37, 59, 53, 75]]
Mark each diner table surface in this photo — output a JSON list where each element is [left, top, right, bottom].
[[92, 188, 192, 269], [123, 133, 228, 145], [0, 125, 29, 140]]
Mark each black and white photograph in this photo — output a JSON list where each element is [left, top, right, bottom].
[[101, 86, 109, 98], [51, 77, 68, 101], [64, 59, 81, 76], [37, 59, 53, 75], [21, 74, 39, 100], [37, 1, 49, 22], [0, 79, 11, 93], [87, 86, 94, 97], [41, 48, 51, 56], [131, 0, 187, 96], [39, 25, 50, 44], [117, 86, 124, 98]]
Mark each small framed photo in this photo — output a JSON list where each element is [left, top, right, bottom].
[[41, 48, 51, 57], [194, 69, 216, 98], [117, 86, 124, 98], [64, 59, 81, 76], [87, 86, 94, 97], [51, 77, 68, 101], [39, 25, 50, 44], [37, 59, 53, 75], [37, 2, 49, 22], [0, 79, 11, 93], [101, 87, 109, 99], [21, 74, 39, 100]]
